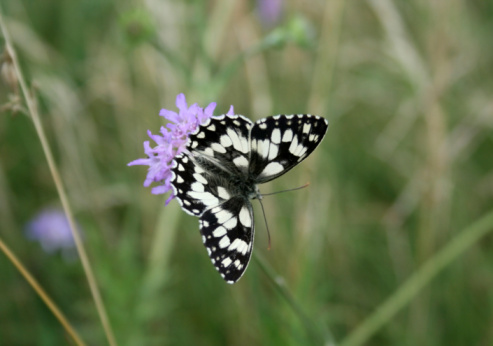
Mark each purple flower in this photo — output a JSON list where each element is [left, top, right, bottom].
[[26, 208, 80, 255], [257, 0, 284, 28], [128, 93, 235, 205]]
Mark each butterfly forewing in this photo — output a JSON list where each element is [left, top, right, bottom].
[[249, 114, 329, 183], [199, 196, 254, 283], [187, 115, 253, 176]]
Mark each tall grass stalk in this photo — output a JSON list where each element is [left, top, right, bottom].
[[0, 10, 116, 346], [0, 237, 85, 345], [254, 253, 336, 346], [341, 209, 493, 346]]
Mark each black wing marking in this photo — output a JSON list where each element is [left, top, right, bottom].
[[199, 196, 254, 284], [187, 114, 253, 176], [171, 152, 231, 216], [249, 114, 329, 183], [171, 114, 257, 283], [171, 113, 329, 284]]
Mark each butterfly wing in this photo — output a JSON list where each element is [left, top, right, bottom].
[[200, 196, 254, 283], [171, 114, 254, 216], [186, 114, 253, 177], [249, 114, 329, 183], [171, 115, 256, 283], [171, 152, 225, 216]]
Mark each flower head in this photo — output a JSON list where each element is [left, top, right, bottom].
[[26, 208, 80, 256], [128, 93, 235, 204], [257, 0, 284, 28]]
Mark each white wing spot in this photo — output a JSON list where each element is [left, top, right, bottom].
[[208, 124, 216, 131], [303, 123, 311, 134], [203, 147, 214, 157], [220, 135, 233, 147], [259, 122, 267, 130], [193, 173, 207, 185], [233, 155, 249, 168], [217, 187, 230, 200], [260, 162, 284, 177], [288, 135, 299, 155], [191, 141, 199, 148], [282, 129, 294, 142], [177, 175, 184, 183], [190, 182, 205, 192], [239, 207, 251, 227], [178, 164, 185, 171], [219, 236, 231, 249], [228, 238, 248, 255], [212, 226, 227, 238], [222, 257, 232, 267], [215, 209, 233, 224], [227, 128, 248, 154], [256, 139, 270, 159], [268, 143, 279, 160], [224, 217, 238, 230], [211, 143, 226, 153], [197, 132, 205, 139], [239, 135, 249, 154], [295, 145, 308, 158], [238, 240, 248, 255], [234, 259, 241, 268], [271, 128, 281, 144], [188, 191, 218, 207]]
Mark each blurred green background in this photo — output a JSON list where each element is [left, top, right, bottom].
[[1, 0, 493, 345]]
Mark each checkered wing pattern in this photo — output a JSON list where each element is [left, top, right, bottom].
[[171, 115, 256, 283], [249, 114, 329, 184], [171, 113, 329, 284], [199, 197, 254, 283]]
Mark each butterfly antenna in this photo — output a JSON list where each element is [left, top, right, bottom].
[[261, 182, 310, 197], [257, 197, 272, 251]]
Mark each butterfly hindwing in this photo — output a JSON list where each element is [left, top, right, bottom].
[[199, 196, 254, 283], [249, 114, 329, 183], [171, 152, 229, 216]]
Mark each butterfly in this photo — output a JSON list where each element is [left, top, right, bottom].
[[170, 114, 328, 283]]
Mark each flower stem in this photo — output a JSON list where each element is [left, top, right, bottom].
[[341, 209, 493, 346], [0, 237, 86, 346], [253, 253, 337, 346], [0, 10, 117, 346]]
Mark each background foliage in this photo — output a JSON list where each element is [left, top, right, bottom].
[[1, 0, 493, 345]]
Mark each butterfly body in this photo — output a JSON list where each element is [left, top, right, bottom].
[[170, 114, 328, 283]]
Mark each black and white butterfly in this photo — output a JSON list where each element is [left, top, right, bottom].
[[170, 114, 328, 283]]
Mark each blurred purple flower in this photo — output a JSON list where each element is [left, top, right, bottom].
[[257, 0, 284, 28], [26, 208, 80, 255], [128, 93, 235, 205]]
